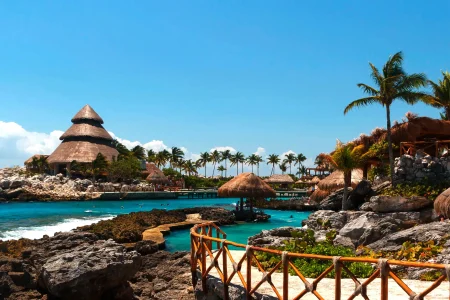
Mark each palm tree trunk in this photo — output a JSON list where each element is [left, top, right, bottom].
[[386, 105, 395, 186], [251, 165, 254, 173], [212, 163, 216, 177], [446, 107, 450, 121], [204, 165, 206, 178], [271, 164, 274, 175], [241, 163, 243, 173], [225, 160, 227, 177], [342, 172, 350, 211], [236, 164, 238, 176], [290, 164, 292, 174]]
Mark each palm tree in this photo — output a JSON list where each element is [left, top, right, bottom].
[[283, 153, 296, 174], [170, 147, 184, 169], [279, 163, 287, 175], [424, 71, 450, 120], [194, 159, 203, 176], [130, 145, 146, 160], [266, 154, 280, 176], [155, 151, 169, 168], [235, 152, 246, 174], [210, 150, 221, 177], [246, 154, 258, 173], [147, 149, 156, 163], [112, 139, 130, 160], [182, 160, 198, 176], [220, 150, 232, 178], [217, 165, 226, 177], [197, 152, 211, 177], [255, 155, 263, 176], [323, 140, 365, 210], [297, 165, 307, 177], [344, 51, 428, 185], [294, 153, 307, 177], [230, 154, 239, 176], [91, 153, 109, 181]]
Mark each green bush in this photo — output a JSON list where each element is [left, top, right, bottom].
[[254, 229, 375, 278], [107, 157, 141, 182], [381, 180, 449, 201]]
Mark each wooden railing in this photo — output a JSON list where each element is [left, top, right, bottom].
[[190, 222, 450, 300]]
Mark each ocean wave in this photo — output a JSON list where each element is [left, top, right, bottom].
[[0, 215, 115, 241]]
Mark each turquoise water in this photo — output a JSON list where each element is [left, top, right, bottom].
[[0, 198, 310, 251]]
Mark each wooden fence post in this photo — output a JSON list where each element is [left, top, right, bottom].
[[379, 259, 388, 300], [190, 234, 197, 288], [200, 236, 207, 293], [222, 240, 229, 300], [282, 251, 289, 300], [334, 256, 342, 300], [246, 245, 252, 300]]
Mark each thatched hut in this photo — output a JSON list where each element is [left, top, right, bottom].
[[145, 163, 169, 185], [264, 174, 294, 189], [47, 105, 119, 175], [318, 169, 363, 192], [219, 172, 276, 212], [434, 188, 450, 219], [310, 188, 330, 203]]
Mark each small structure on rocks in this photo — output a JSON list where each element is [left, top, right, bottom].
[[264, 174, 294, 189], [218, 172, 275, 221], [47, 105, 119, 176], [144, 163, 169, 185]]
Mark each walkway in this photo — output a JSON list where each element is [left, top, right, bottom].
[[206, 250, 449, 299]]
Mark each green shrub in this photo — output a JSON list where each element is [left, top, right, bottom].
[[381, 180, 449, 201], [254, 229, 375, 278]]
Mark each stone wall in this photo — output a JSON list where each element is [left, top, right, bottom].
[[393, 152, 450, 183]]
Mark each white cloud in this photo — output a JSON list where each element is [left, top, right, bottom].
[[279, 150, 296, 159], [254, 147, 266, 157], [210, 146, 236, 153], [0, 121, 63, 167]]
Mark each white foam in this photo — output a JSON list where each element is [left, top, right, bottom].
[[0, 215, 115, 240]]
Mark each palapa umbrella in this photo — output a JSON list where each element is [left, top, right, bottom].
[[264, 174, 295, 185], [218, 172, 276, 213], [434, 188, 450, 218], [145, 163, 169, 185], [318, 169, 363, 192], [310, 176, 321, 184]]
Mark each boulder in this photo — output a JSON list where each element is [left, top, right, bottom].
[[248, 227, 302, 248], [366, 221, 450, 252], [0, 179, 10, 189], [347, 180, 373, 209], [338, 211, 420, 247], [39, 239, 141, 300], [318, 188, 352, 211], [5, 188, 25, 199], [333, 235, 355, 250], [9, 179, 25, 189], [135, 240, 159, 255], [302, 210, 347, 231], [360, 195, 433, 212]]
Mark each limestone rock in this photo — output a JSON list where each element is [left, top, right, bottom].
[[360, 195, 432, 212], [302, 210, 347, 231], [40, 239, 141, 300], [366, 221, 450, 252], [333, 235, 355, 250], [248, 227, 303, 248]]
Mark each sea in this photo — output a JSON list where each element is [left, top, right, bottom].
[[0, 198, 311, 252]]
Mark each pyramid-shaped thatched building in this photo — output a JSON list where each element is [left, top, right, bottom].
[[47, 105, 119, 174]]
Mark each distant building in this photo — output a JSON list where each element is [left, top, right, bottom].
[[47, 105, 119, 175]]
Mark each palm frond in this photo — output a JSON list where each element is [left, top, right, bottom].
[[396, 91, 429, 105], [344, 96, 381, 114], [383, 51, 404, 77], [357, 83, 379, 96], [399, 73, 428, 90], [369, 63, 383, 86]]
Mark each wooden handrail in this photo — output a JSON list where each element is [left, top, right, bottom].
[[190, 222, 450, 299]]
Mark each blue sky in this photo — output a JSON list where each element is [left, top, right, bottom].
[[0, 1, 449, 175]]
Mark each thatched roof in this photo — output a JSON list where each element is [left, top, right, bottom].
[[48, 105, 118, 164], [60, 123, 113, 141], [24, 154, 48, 165], [318, 169, 363, 192], [434, 188, 450, 218], [71, 105, 104, 124], [145, 163, 169, 184], [310, 188, 330, 203], [264, 174, 294, 184], [218, 173, 276, 198], [310, 176, 321, 184], [47, 141, 118, 164]]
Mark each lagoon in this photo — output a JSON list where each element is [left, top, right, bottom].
[[0, 198, 310, 250]]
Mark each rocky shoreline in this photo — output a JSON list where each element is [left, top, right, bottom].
[[0, 206, 235, 299], [0, 167, 160, 202]]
